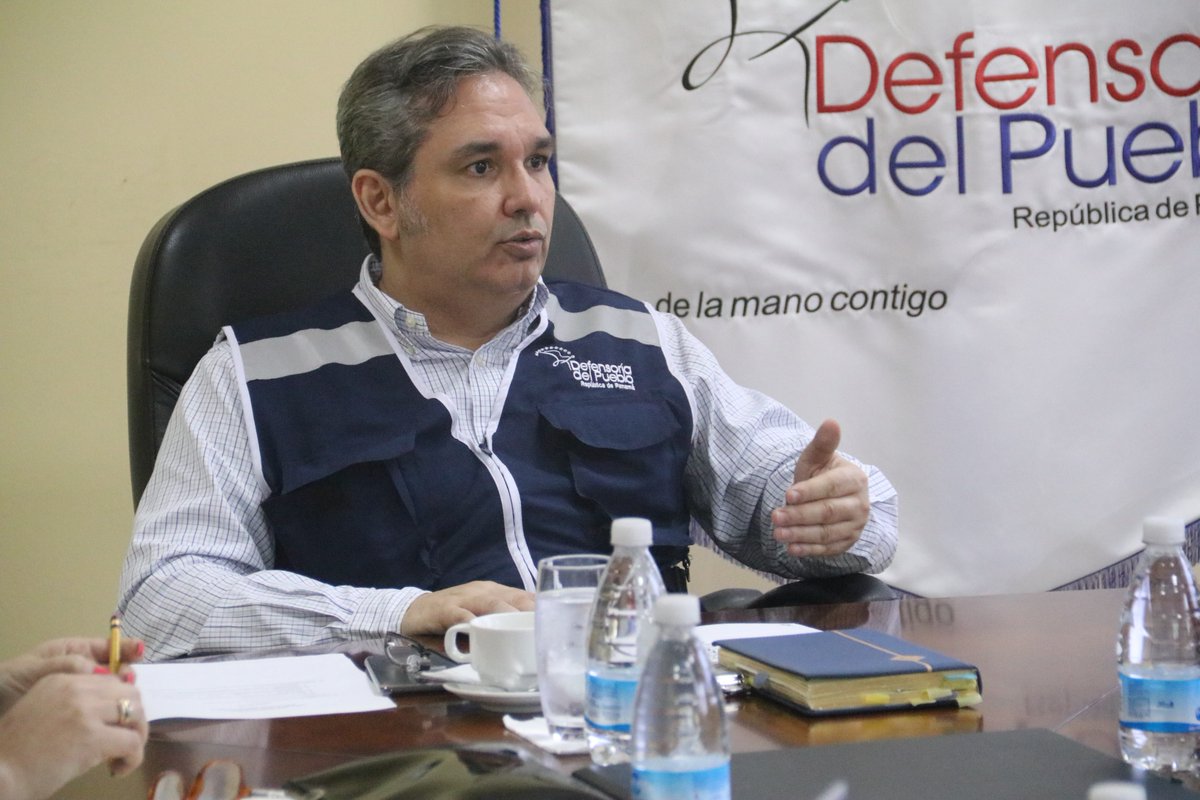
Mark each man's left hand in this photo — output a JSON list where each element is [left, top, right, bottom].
[[771, 419, 871, 559]]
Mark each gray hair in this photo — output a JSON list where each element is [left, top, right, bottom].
[[337, 26, 541, 255]]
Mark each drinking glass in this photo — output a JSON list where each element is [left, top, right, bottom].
[[535, 554, 608, 742]]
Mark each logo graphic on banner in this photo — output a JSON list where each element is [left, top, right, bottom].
[[550, 0, 1200, 596], [679, 1, 1200, 201]]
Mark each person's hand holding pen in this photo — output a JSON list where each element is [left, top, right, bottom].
[[0, 628, 149, 800], [0, 633, 144, 716]]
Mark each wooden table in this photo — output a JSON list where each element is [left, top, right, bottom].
[[52, 589, 1128, 798]]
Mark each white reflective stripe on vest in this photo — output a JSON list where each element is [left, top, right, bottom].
[[545, 294, 660, 347], [238, 320, 394, 382]]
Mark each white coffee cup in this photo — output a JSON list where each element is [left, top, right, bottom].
[[443, 611, 537, 691]]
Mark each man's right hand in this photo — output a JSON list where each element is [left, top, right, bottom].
[[399, 581, 535, 635]]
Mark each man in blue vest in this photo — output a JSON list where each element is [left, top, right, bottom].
[[118, 26, 897, 660]]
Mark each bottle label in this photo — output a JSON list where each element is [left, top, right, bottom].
[[585, 670, 639, 732], [1119, 673, 1200, 732], [632, 760, 731, 800]]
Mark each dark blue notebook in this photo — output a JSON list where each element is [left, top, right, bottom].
[[715, 627, 981, 715]]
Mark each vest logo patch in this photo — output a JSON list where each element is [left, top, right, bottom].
[[536, 346, 636, 391]]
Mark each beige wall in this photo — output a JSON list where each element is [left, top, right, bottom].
[[0, 1, 771, 657]]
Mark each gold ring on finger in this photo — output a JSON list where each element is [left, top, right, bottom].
[[117, 697, 133, 727]]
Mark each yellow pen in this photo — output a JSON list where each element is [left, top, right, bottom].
[[108, 613, 121, 674]]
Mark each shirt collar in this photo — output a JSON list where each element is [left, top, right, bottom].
[[357, 255, 548, 351]]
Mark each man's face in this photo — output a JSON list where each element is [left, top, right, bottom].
[[386, 71, 556, 313]]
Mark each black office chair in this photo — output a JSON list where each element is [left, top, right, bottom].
[[126, 158, 894, 608]]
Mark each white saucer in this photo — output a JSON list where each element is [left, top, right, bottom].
[[443, 682, 542, 713]]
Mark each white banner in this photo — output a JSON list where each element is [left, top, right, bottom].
[[549, 0, 1200, 596]]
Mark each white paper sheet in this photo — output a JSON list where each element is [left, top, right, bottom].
[[135, 653, 395, 721], [695, 622, 816, 662]]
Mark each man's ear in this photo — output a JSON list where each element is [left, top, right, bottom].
[[350, 169, 401, 245]]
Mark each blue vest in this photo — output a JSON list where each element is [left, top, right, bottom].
[[225, 281, 694, 592]]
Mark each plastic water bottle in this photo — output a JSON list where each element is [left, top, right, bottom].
[[630, 594, 730, 800], [1117, 516, 1200, 775], [585, 517, 665, 765]]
